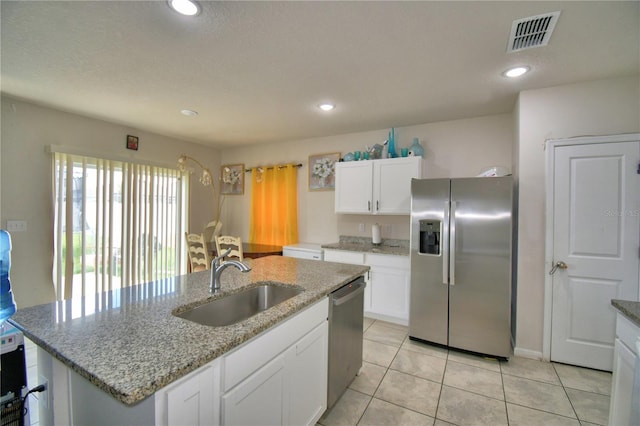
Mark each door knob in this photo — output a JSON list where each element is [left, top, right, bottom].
[[549, 260, 568, 275]]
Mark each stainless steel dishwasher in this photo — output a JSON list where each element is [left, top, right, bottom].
[[327, 276, 366, 409]]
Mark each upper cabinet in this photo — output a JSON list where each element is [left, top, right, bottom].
[[335, 157, 422, 214]]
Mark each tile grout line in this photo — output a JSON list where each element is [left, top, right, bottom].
[[552, 362, 583, 424], [500, 359, 510, 425]]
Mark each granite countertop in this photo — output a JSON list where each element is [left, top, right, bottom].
[[612, 299, 640, 327], [322, 235, 410, 256], [9, 256, 368, 405]]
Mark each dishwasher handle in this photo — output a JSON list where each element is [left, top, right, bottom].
[[332, 280, 366, 307]]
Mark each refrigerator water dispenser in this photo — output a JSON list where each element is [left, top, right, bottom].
[[419, 220, 441, 255]]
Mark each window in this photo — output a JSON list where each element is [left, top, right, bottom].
[[52, 151, 187, 301]]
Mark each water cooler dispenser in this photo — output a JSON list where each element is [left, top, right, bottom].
[[1, 323, 28, 426]]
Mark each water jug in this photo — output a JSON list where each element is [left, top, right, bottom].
[[0, 230, 17, 324]]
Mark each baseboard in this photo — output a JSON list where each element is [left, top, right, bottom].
[[363, 312, 408, 327], [513, 347, 544, 361]]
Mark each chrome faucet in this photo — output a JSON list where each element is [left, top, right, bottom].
[[210, 248, 251, 292]]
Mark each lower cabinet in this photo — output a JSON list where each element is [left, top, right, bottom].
[[324, 249, 410, 325], [609, 312, 640, 426], [163, 364, 217, 425], [223, 354, 288, 425], [222, 321, 328, 426], [367, 254, 410, 324], [220, 298, 329, 426], [39, 298, 329, 426]]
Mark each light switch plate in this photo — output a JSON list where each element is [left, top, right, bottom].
[[6, 220, 27, 232]]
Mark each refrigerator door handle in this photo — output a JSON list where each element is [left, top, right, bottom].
[[443, 201, 450, 285], [450, 201, 457, 286]]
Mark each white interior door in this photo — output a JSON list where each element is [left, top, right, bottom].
[[550, 139, 640, 370]]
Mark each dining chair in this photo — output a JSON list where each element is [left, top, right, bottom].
[[215, 235, 244, 262], [185, 233, 210, 272]]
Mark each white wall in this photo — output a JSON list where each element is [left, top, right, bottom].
[[0, 97, 221, 308], [515, 75, 640, 357], [220, 113, 514, 243]]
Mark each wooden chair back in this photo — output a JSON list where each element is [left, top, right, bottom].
[[185, 233, 210, 272], [215, 235, 244, 262]]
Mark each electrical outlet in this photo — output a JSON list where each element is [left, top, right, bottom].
[[38, 375, 49, 409], [6, 220, 27, 232], [382, 224, 392, 235], [358, 223, 365, 233]]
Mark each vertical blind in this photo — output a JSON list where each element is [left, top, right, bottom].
[[52, 151, 187, 301]]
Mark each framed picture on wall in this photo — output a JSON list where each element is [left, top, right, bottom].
[[221, 164, 245, 195], [126, 135, 138, 151], [309, 152, 340, 191]]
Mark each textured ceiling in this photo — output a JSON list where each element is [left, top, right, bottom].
[[1, 1, 638, 148]]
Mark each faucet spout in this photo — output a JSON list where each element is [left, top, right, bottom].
[[210, 249, 251, 292]]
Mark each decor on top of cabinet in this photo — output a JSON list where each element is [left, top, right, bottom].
[[178, 154, 224, 241], [387, 128, 398, 158], [221, 164, 245, 195], [408, 138, 424, 158], [309, 152, 340, 191], [366, 143, 385, 160]]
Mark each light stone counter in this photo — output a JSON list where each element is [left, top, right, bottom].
[[612, 299, 640, 327], [322, 235, 409, 256], [9, 256, 368, 405]]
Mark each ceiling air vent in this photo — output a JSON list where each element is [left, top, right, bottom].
[[507, 11, 561, 52]]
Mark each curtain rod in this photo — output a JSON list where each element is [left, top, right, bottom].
[[244, 163, 303, 173]]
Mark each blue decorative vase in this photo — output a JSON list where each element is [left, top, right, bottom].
[[0, 230, 16, 324], [409, 138, 424, 158], [387, 128, 397, 158]]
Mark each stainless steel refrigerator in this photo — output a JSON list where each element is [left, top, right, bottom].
[[409, 177, 514, 359]]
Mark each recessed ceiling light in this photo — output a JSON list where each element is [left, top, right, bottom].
[[318, 103, 335, 111], [180, 109, 199, 117], [502, 66, 530, 78], [168, 0, 199, 16]]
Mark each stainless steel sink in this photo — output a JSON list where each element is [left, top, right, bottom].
[[174, 283, 304, 327]]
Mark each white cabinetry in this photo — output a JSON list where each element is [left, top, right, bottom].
[[161, 364, 217, 425], [39, 298, 329, 426], [335, 157, 421, 215], [221, 298, 329, 426], [324, 250, 410, 325], [367, 254, 410, 324], [609, 312, 640, 426]]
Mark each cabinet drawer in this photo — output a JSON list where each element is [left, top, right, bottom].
[[616, 313, 640, 355], [365, 253, 409, 269], [222, 298, 328, 392], [323, 250, 364, 265]]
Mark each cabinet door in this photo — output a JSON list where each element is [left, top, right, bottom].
[[335, 162, 373, 213], [609, 337, 638, 426], [369, 265, 410, 323], [222, 354, 286, 426], [373, 157, 421, 214], [165, 365, 215, 426], [288, 322, 328, 426]]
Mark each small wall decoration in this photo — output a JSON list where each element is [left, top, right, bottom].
[[221, 164, 244, 195], [309, 152, 340, 191], [126, 135, 139, 151]]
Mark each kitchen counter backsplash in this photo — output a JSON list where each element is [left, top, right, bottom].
[[322, 235, 409, 256]]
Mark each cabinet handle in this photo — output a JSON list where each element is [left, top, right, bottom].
[[368, 201, 371, 211], [376, 200, 379, 211]]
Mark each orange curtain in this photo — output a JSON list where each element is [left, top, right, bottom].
[[249, 164, 298, 246]]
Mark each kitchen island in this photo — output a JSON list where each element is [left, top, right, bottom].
[[9, 256, 368, 425]]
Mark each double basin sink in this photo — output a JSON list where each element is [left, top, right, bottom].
[[174, 282, 303, 327]]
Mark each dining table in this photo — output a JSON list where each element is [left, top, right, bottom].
[[207, 242, 283, 259]]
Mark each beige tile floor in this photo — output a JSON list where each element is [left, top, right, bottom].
[[319, 318, 612, 426]]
